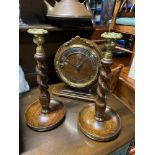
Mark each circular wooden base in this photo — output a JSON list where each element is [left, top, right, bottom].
[[78, 105, 121, 141], [24, 99, 65, 131]]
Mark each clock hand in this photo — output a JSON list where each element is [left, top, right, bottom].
[[66, 60, 77, 68], [76, 57, 88, 71]]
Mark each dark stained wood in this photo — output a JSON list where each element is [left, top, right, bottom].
[[24, 99, 65, 131], [111, 56, 135, 113], [51, 83, 96, 102], [95, 60, 112, 120], [114, 79, 135, 113], [113, 25, 135, 35], [114, 66, 135, 113], [120, 66, 135, 89], [20, 84, 135, 155], [113, 55, 132, 67], [91, 26, 109, 40], [78, 33, 123, 141], [78, 104, 121, 141], [34, 53, 50, 114], [110, 64, 124, 93], [24, 30, 65, 131]]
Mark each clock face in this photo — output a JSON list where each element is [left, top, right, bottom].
[[55, 45, 100, 88], [54, 37, 102, 88]]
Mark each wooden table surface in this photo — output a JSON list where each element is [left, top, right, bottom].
[[19, 84, 135, 155]]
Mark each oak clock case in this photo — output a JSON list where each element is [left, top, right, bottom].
[[52, 36, 102, 100], [55, 36, 102, 88]]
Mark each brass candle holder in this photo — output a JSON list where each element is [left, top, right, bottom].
[[24, 29, 65, 131], [78, 32, 122, 141]]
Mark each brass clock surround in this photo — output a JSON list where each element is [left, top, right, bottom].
[[54, 36, 102, 89]]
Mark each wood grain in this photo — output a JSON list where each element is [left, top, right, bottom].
[[24, 99, 65, 130], [20, 84, 135, 155], [113, 25, 135, 35], [114, 66, 135, 113]]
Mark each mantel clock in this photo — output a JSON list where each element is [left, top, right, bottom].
[[52, 36, 102, 100]]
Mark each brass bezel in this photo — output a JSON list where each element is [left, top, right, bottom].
[[54, 36, 102, 89]]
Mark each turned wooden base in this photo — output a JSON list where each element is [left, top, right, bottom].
[[52, 83, 96, 102], [24, 99, 65, 131], [78, 104, 121, 141]]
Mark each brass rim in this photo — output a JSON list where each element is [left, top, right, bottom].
[[54, 37, 102, 89]]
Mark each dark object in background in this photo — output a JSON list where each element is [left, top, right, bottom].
[[20, 0, 93, 27], [102, 0, 116, 25], [20, 0, 47, 24], [89, 0, 104, 25], [44, 0, 92, 20]]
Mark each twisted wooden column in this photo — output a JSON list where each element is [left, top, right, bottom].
[[24, 29, 65, 131], [78, 32, 122, 141], [95, 60, 112, 121], [95, 34, 116, 121], [32, 31, 50, 114]]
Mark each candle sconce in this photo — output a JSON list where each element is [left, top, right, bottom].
[[78, 32, 122, 141], [24, 29, 65, 131]]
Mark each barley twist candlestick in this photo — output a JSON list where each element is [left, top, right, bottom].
[[24, 29, 65, 131], [78, 32, 122, 141], [95, 60, 111, 121], [34, 30, 50, 114]]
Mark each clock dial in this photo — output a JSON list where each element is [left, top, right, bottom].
[[54, 37, 102, 88], [60, 48, 97, 83]]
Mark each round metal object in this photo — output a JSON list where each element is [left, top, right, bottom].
[[44, 0, 92, 20], [54, 36, 102, 89], [24, 99, 65, 131], [78, 104, 121, 141]]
